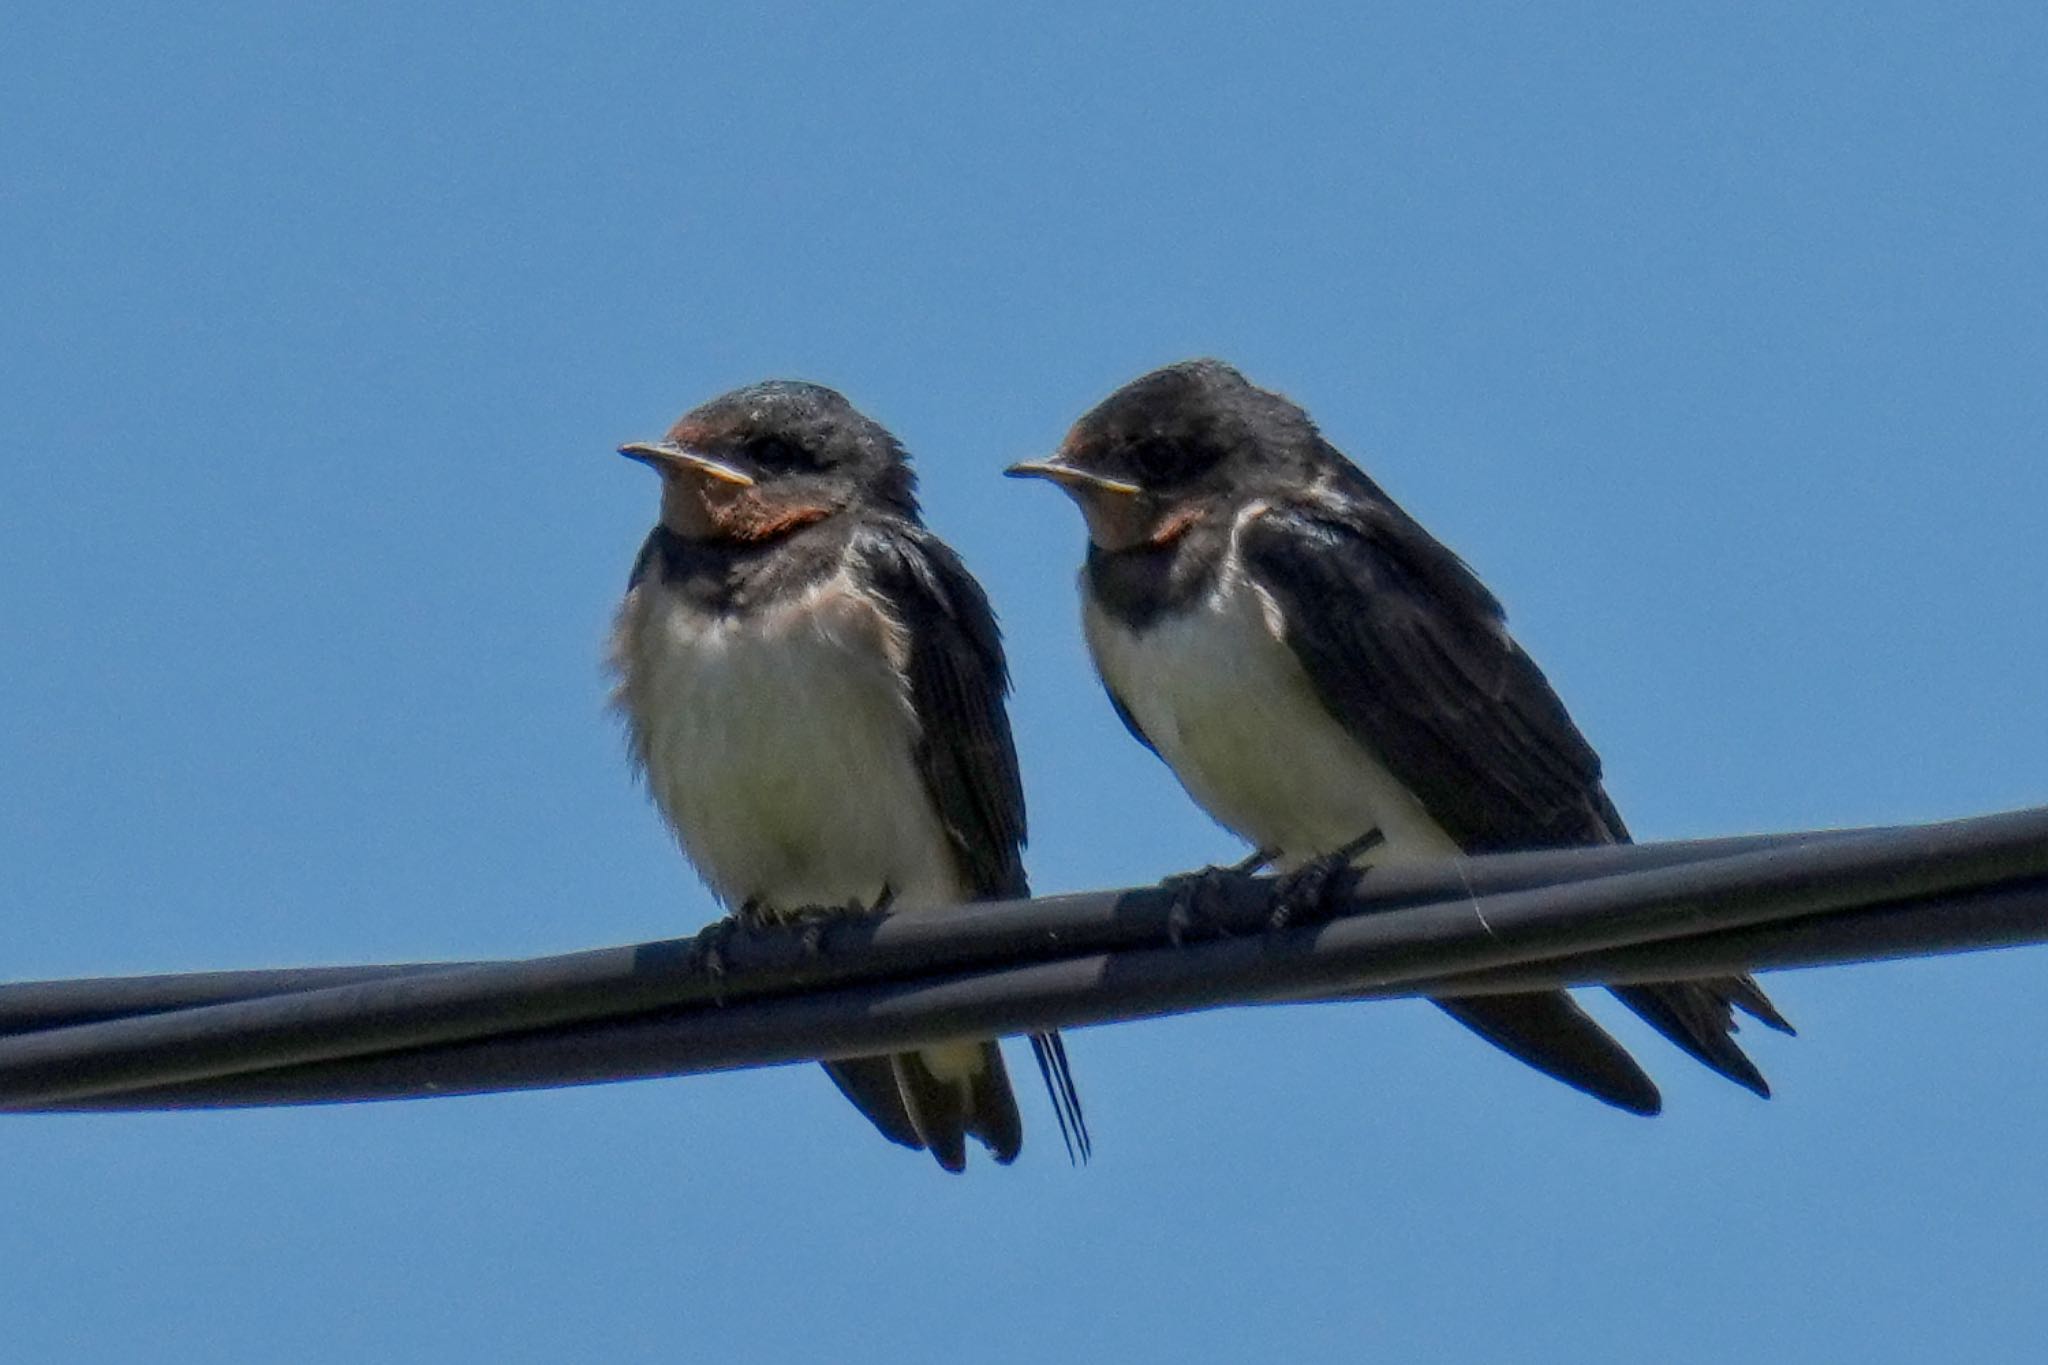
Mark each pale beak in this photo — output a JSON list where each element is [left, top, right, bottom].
[[1003, 459, 1141, 496], [617, 442, 756, 487]]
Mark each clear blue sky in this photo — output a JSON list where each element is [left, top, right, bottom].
[[5, 4, 2046, 1361]]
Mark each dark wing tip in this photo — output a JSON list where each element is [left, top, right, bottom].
[[1728, 976, 1796, 1035], [967, 1040, 1024, 1165], [892, 1052, 973, 1173], [1437, 993, 1664, 1117], [929, 1136, 968, 1174], [820, 1057, 926, 1151], [1614, 1086, 1665, 1117], [1612, 981, 1776, 1099]]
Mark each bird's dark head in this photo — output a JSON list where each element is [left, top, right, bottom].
[[620, 381, 918, 542], [1006, 360, 1325, 551]]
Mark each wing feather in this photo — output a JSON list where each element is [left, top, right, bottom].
[[856, 522, 1090, 1160], [1239, 498, 1782, 1092]]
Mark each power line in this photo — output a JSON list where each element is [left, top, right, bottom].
[[2, 807, 2044, 1113]]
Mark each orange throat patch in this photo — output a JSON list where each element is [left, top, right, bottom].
[[1145, 503, 1204, 548], [661, 478, 835, 543]]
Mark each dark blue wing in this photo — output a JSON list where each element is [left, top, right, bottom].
[[1240, 499, 1786, 1096], [857, 521, 1090, 1161]]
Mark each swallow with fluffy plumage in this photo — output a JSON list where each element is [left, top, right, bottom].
[[1010, 359, 1790, 1114], [610, 380, 1086, 1170]]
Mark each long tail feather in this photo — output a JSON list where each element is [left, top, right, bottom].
[[1029, 1031, 1092, 1164]]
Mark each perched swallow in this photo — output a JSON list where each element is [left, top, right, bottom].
[[610, 381, 1086, 1170], [1010, 359, 1790, 1114]]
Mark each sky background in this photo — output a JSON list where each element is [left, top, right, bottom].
[[4, 3, 2047, 1361]]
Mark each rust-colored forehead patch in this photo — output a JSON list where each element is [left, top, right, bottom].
[[664, 414, 719, 448], [1056, 422, 1104, 462]]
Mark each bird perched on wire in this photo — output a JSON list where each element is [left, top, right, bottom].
[[1009, 359, 1790, 1114], [610, 380, 1086, 1170]]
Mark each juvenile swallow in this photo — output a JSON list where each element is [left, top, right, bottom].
[[611, 381, 1086, 1169], [1009, 359, 1790, 1114]]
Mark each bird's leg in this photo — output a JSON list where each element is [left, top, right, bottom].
[[1228, 847, 1279, 877], [1159, 847, 1277, 946], [1271, 828, 1386, 930]]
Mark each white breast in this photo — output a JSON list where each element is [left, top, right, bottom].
[[613, 567, 964, 914], [1083, 517, 1458, 869]]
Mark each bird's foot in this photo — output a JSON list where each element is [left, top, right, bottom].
[[779, 906, 841, 959], [1270, 829, 1385, 930], [1159, 847, 1275, 946], [693, 914, 745, 1003], [782, 887, 894, 959]]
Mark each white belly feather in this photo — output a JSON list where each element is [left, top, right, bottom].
[[1083, 530, 1458, 870], [614, 570, 964, 914]]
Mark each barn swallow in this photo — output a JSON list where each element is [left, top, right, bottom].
[[1009, 359, 1790, 1114], [610, 381, 1086, 1169]]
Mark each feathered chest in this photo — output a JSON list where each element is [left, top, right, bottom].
[[1082, 550, 1459, 866], [611, 567, 961, 911]]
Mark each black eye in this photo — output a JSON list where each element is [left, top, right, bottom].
[[1126, 439, 1183, 484], [747, 436, 808, 473]]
